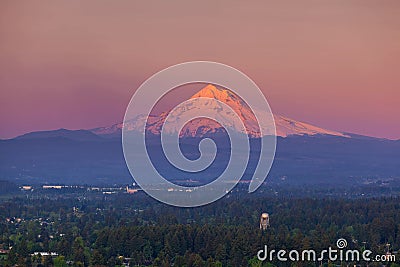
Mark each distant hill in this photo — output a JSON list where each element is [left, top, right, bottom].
[[0, 85, 398, 186], [0, 132, 399, 186], [15, 128, 102, 142]]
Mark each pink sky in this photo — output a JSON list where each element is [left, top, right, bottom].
[[0, 1, 399, 139]]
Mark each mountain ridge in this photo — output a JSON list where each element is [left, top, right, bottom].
[[92, 84, 349, 138], [15, 128, 103, 141]]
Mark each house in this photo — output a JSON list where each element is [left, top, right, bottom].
[[32, 252, 58, 257]]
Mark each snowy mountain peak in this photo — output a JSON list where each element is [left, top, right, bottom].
[[91, 84, 349, 138], [190, 84, 220, 98], [190, 84, 243, 104]]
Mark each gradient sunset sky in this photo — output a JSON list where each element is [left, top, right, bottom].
[[0, 1, 399, 139]]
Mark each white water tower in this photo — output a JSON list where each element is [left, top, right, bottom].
[[260, 213, 270, 230]]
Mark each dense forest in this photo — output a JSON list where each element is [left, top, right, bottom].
[[0, 189, 399, 267]]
